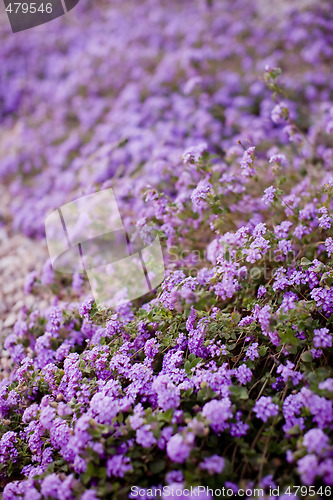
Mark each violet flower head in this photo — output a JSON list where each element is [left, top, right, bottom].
[[182, 143, 207, 165], [253, 396, 279, 422], [269, 153, 287, 166], [240, 146, 256, 177], [166, 433, 194, 463], [303, 428, 329, 454], [79, 299, 94, 322], [202, 398, 233, 432], [235, 364, 252, 385], [200, 455, 225, 474], [106, 455, 132, 478], [271, 102, 289, 124], [262, 186, 276, 205], [318, 207, 332, 230], [325, 237, 333, 257], [313, 328, 332, 348], [190, 179, 211, 212], [136, 425, 156, 448], [297, 454, 319, 485]]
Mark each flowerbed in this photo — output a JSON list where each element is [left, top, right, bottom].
[[0, 1, 333, 499]]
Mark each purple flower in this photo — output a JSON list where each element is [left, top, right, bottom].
[[144, 338, 160, 359], [297, 454, 319, 485], [235, 364, 252, 385], [278, 292, 298, 313], [157, 426, 174, 450], [271, 102, 289, 124], [182, 143, 207, 165], [39, 406, 56, 431], [200, 455, 225, 474], [229, 418, 249, 438], [274, 221, 292, 238], [269, 153, 287, 166], [136, 425, 157, 448], [41, 259, 54, 286], [202, 398, 233, 432], [319, 378, 333, 392], [245, 343, 259, 361], [106, 455, 132, 478], [326, 121, 333, 134], [256, 304, 271, 332], [260, 474, 276, 489], [313, 328, 332, 348], [318, 458, 333, 485], [72, 272, 83, 292], [1, 1, 333, 494], [277, 361, 303, 386], [243, 236, 270, 263], [318, 207, 332, 229], [40, 473, 62, 499], [129, 404, 145, 431], [257, 286, 266, 299], [183, 76, 202, 95], [325, 237, 333, 256], [253, 223, 267, 238], [240, 146, 256, 177], [303, 428, 329, 454], [79, 299, 94, 322], [262, 186, 276, 205], [22, 404, 39, 423], [3, 481, 26, 500], [166, 433, 194, 463], [278, 239, 294, 256], [81, 490, 99, 500], [24, 271, 37, 294], [165, 470, 183, 484], [191, 179, 211, 212], [152, 375, 180, 411], [0, 431, 18, 464], [253, 396, 279, 422]]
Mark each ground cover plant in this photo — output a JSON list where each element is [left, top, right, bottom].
[[0, 0, 333, 498]]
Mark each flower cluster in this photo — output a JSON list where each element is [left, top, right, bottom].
[[1, 0, 333, 499]]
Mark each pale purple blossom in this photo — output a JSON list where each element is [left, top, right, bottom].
[[166, 434, 193, 463], [200, 455, 225, 474], [262, 186, 276, 205], [253, 397, 279, 422], [240, 147, 256, 177]]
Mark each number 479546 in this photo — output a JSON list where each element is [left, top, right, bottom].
[[5, 3, 53, 14], [284, 486, 331, 497]]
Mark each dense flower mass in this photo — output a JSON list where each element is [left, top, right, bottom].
[[1, 0, 333, 499]]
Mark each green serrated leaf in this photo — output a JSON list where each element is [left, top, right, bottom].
[[229, 385, 248, 400], [301, 351, 313, 363]]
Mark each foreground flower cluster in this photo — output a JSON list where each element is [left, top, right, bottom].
[[1, 0, 333, 499]]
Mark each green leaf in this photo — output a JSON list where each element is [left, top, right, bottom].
[[320, 271, 333, 287], [181, 387, 194, 398], [229, 385, 248, 400], [286, 424, 301, 436], [191, 357, 203, 368], [149, 459, 165, 474], [301, 351, 313, 363], [259, 346, 268, 356], [231, 312, 241, 324], [82, 461, 97, 484], [311, 261, 324, 273], [184, 360, 192, 376]]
